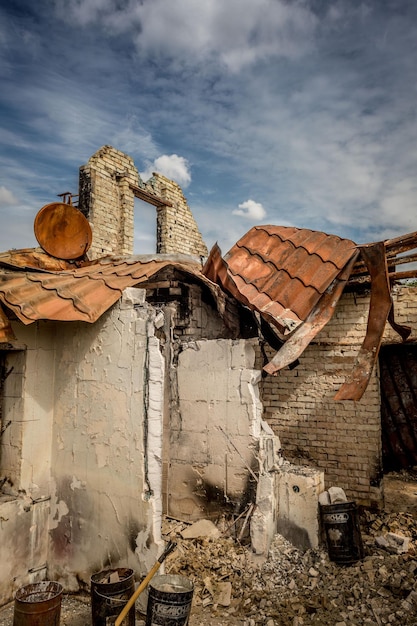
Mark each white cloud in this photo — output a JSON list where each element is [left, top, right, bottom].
[[2, 0, 417, 255], [55, 0, 317, 71], [140, 154, 192, 187], [0, 186, 18, 206], [233, 199, 266, 221]]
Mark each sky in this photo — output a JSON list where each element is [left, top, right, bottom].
[[0, 0, 416, 256]]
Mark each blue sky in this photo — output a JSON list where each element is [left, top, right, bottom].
[[0, 0, 416, 256]]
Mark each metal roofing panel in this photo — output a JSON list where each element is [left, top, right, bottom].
[[0, 254, 218, 326], [0, 224, 413, 402], [216, 225, 358, 333]]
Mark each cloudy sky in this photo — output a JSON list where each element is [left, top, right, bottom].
[[0, 0, 416, 256]]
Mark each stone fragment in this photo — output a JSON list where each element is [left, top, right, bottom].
[[402, 589, 417, 611], [318, 491, 331, 505], [328, 486, 348, 503], [308, 567, 319, 577], [375, 532, 410, 554], [215, 582, 232, 607], [180, 519, 221, 539]]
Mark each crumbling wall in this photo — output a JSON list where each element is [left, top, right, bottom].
[[48, 288, 164, 587], [168, 334, 323, 555], [79, 146, 207, 259], [168, 339, 262, 521], [0, 289, 164, 605], [259, 285, 417, 508], [147, 173, 208, 258], [79, 145, 138, 257], [0, 322, 57, 602]]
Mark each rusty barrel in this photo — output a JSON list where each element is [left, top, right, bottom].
[[320, 501, 364, 565], [13, 581, 63, 626], [91, 567, 135, 626], [146, 574, 194, 626]]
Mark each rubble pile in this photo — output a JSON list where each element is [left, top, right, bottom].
[[163, 511, 417, 625]]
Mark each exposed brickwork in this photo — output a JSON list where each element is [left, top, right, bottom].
[[78, 146, 208, 259], [258, 285, 417, 508], [79, 146, 137, 258], [147, 173, 208, 258]]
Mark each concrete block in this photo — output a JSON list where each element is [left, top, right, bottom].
[[120, 287, 146, 307], [250, 472, 276, 555], [328, 486, 348, 503], [171, 430, 209, 465], [178, 399, 211, 432], [276, 464, 324, 550], [375, 532, 410, 554]]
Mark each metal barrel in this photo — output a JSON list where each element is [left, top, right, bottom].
[[91, 567, 135, 626], [13, 581, 63, 626], [320, 501, 364, 565], [145, 574, 194, 626]]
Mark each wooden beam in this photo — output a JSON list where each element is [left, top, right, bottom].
[[129, 183, 173, 207]]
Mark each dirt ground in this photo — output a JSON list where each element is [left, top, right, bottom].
[[0, 472, 416, 626]]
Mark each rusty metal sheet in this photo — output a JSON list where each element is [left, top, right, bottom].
[[203, 226, 358, 336], [387, 302, 412, 341], [264, 249, 360, 375], [0, 255, 221, 326], [335, 242, 392, 401], [0, 304, 16, 342], [0, 249, 77, 271]]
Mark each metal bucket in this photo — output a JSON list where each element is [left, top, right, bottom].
[[91, 567, 135, 626], [320, 501, 364, 565], [145, 574, 194, 626], [13, 581, 63, 626]]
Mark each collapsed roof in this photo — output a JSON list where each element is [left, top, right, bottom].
[[0, 225, 415, 401]]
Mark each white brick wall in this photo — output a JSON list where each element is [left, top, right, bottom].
[[259, 285, 417, 507]]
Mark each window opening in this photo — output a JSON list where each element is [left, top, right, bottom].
[[134, 197, 157, 254]]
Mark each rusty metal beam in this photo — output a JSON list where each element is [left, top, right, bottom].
[[335, 242, 392, 401]]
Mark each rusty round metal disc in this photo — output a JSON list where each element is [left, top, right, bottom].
[[34, 202, 92, 260]]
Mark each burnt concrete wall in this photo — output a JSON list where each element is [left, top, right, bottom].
[[0, 289, 164, 604], [0, 321, 59, 601], [168, 338, 263, 520], [259, 285, 417, 508], [48, 288, 164, 587]]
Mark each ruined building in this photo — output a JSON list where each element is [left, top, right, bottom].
[[0, 145, 416, 605]]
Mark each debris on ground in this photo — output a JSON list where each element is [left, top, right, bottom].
[[162, 509, 417, 626], [0, 476, 416, 625]]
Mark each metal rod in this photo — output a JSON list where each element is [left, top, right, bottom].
[[216, 425, 258, 483]]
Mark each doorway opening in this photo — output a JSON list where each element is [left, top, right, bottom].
[[379, 343, 417, 473]]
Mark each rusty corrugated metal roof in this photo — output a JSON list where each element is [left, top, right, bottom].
[[202, 225, 413, 401], [0, 251, 225, 329], [203, 225, 358, 335], [0, 224, 414, 402]]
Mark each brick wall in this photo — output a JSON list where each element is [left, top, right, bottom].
[[79, 145, 137, 257], [79, 146, 207, 259], [147, 173, 208, 258], [259, 285, 417, 508]]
